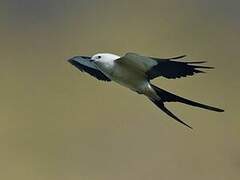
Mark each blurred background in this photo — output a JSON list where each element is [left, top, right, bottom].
[[0, 0, 239, 179]]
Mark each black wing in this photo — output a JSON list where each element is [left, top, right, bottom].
[[68, 56, 111, 81], [146, 55, 214, 80]]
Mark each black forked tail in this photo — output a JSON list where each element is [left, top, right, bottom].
[[150, 99, 193, 129], [151, 84, 224, 112], [149, 84, 224, 129]]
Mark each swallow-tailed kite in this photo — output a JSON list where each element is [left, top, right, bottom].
[[68, 53, 224, 129]]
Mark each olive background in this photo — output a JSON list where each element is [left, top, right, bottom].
[[0, 0, 239, 179]]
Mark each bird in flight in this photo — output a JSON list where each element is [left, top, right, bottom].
[[68, 52, 224, 129]]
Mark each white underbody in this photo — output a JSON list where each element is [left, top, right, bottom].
[[95, 60, 159, 99]]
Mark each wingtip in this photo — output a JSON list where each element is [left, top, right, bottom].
[[67, 58, 75, 64], [192, 65, 215, 70], [172, 55, 187, 59], [188, 61, 207, 64], [67, 56, 79, 64]]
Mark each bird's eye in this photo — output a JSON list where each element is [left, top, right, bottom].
[[97, 56, 101, 59]]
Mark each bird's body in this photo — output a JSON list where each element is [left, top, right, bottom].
[[68, 52, 224, 129], [95, 55, 156, 97]]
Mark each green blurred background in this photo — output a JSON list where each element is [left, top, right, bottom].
[[0, 0, 239, 179]]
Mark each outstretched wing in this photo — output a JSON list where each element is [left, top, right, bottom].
[[147, 55, 213, 79], [68, 56, 111, 81], [116, 53, 213, 80], [115, 52, 158, 72]]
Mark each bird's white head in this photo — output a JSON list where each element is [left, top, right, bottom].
[[91, 53, 120, 65]]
